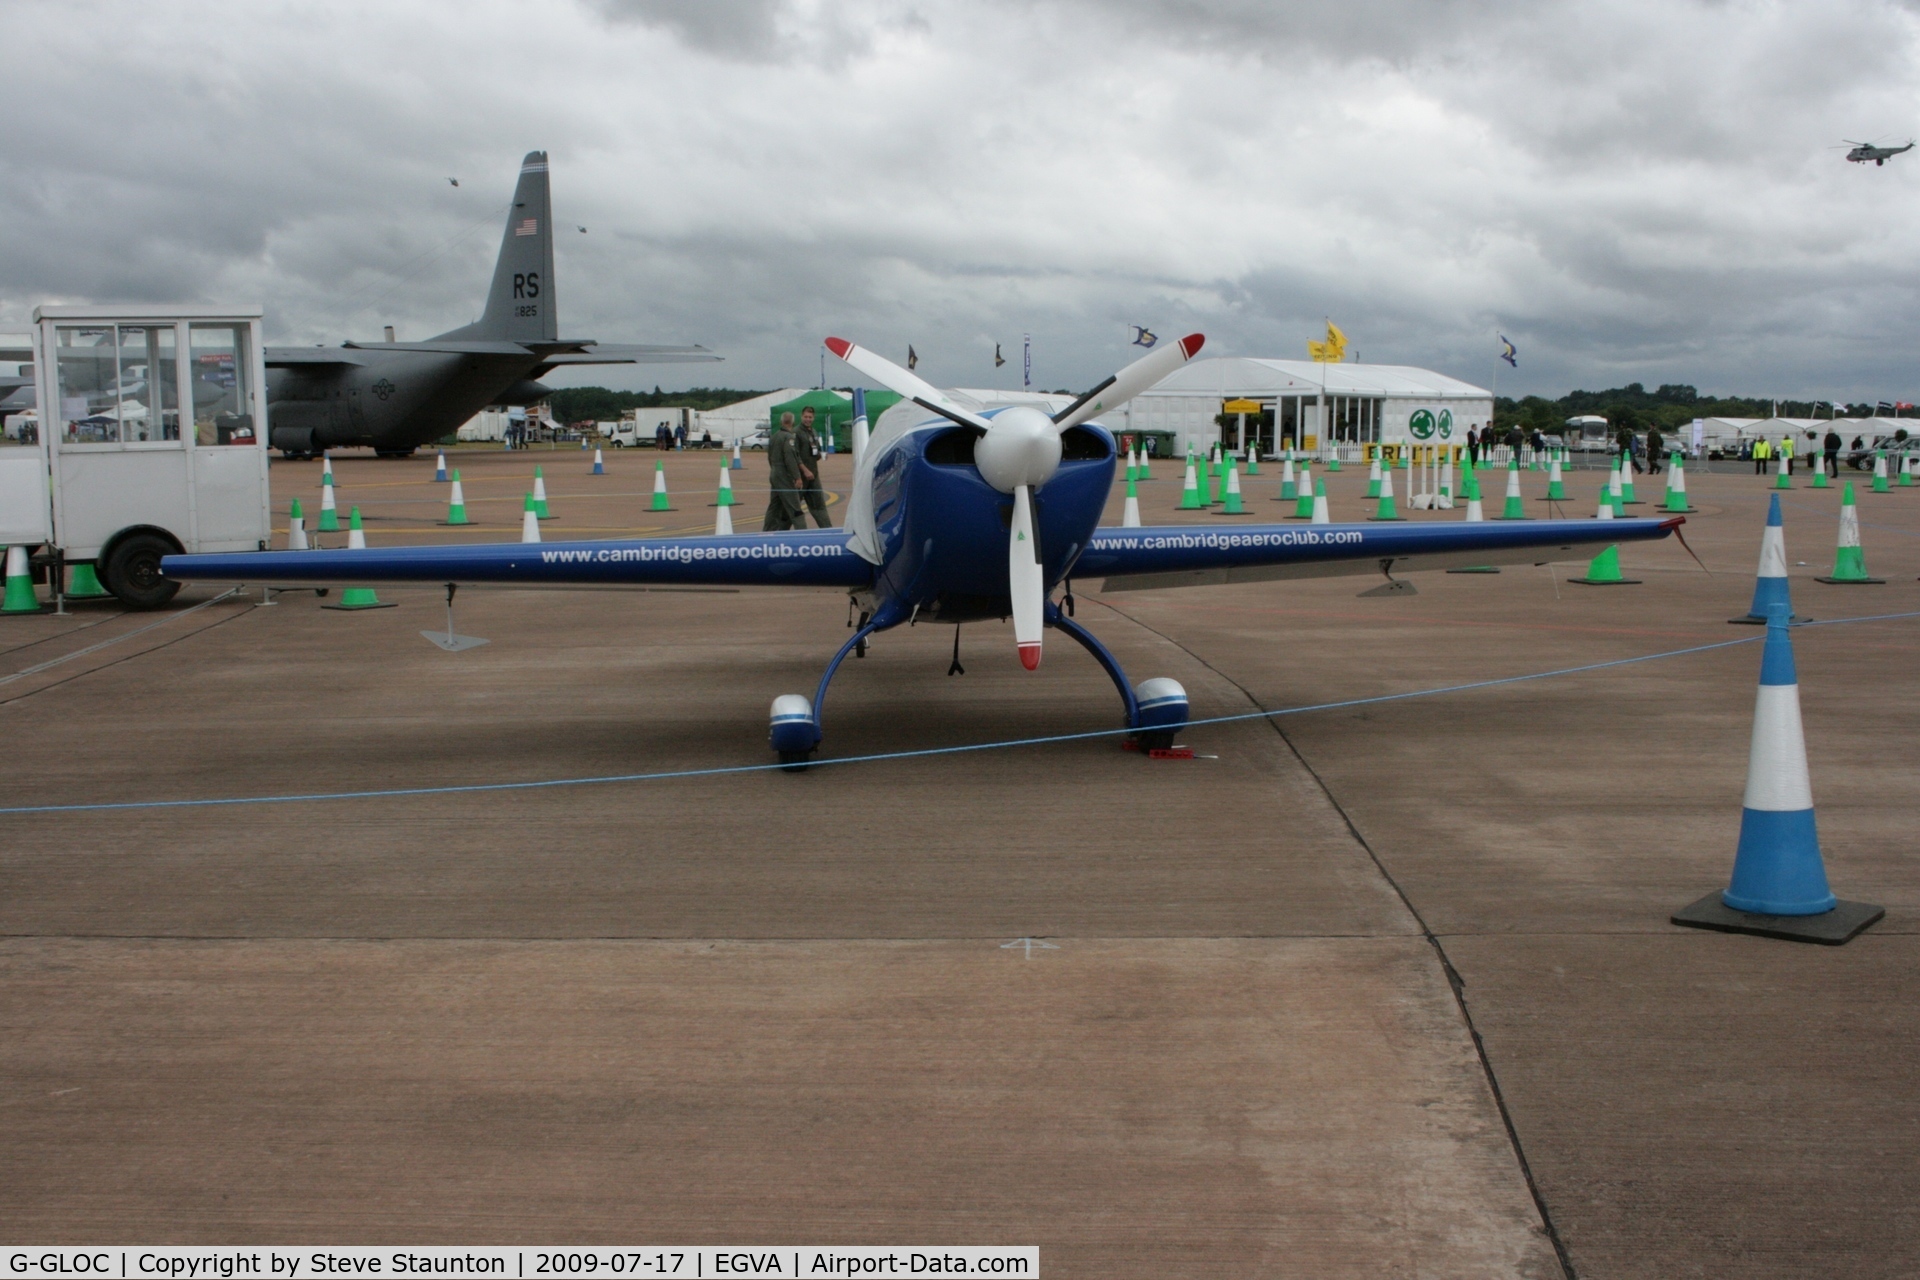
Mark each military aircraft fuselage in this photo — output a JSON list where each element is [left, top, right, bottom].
[[265, 350, 547, 456]]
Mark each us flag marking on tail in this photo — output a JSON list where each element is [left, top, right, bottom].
[[515, 218, 538, 237]]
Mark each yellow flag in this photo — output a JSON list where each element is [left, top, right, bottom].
[[1307, 320, 1347, 363]]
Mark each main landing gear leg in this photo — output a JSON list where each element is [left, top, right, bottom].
[[1046, 603, 1190, 752], [769, 605, 901, 772]]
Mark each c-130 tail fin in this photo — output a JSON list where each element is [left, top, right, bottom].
[[441, 151, 558, 344]]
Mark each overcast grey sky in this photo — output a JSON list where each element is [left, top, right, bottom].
[[4, 0, 1918, 400]]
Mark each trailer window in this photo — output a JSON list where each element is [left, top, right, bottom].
[[52, 324, 181, 447], [117, 325, 179, 442], [190, 325, 253, 446]]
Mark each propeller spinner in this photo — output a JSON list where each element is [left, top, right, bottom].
[[824, 333, 1205, 671]]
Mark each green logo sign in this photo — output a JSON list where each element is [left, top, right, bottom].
[[1438, 409, 1454, 440], [1409, 409, 1436, 440]]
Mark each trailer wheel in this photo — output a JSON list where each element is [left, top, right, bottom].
[[102, 534, 182, 610]]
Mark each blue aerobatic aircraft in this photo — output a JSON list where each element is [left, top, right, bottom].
[[163, 336, 1680, 767]]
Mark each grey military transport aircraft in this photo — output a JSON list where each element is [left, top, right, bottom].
[[264, 151, 718, 458]]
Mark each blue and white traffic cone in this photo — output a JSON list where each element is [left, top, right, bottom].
[[1672, 601, 1883, 943], [1731, 493, 1808, 623], [731, 441, 744, 471], [434, 451, 448, 482], [591, 447, 606, 475]]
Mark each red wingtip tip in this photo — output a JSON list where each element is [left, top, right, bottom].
[[1178, 333, 1205, 358], [1018, 643, 1042, 671], [824, 337, 852, 359]]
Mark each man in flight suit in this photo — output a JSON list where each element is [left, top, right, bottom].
[[763, 412, 804, 531], [793, 405, 832, 528]]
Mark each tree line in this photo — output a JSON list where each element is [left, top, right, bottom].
[[546, 386, 775, 423], [1492, 382, 1909, 435]]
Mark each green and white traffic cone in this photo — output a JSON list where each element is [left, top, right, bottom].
[[441, 470, 471, 525], [287, 497, 310, 549], [1816, 482, 1883, 584], [1368, 467, 1404, 520], [1292, 464, 1315, 519], [649, 459, 675, 511], [1218, 460, 1247, 514], [1207, 451, 1222, 505], [1279, 455, 1297, 502], [318, 471, 340, 532], [1542, 453, 1567, 502], [1124, 446, 1137, 483], [2, 546, 43, 614], [1620, 456, 1642, 504], [1365, 454, 1382, 499], [66, 561, 111, 598], [1310, 477, 1330, 524], [1871, 451, 1890, 492], [1902, 455, 1916, 487], [1497, 458, 1530, 519], [1327, 449, 1342, 472], [1138, 446, 1152, 481], [1810, 455, 1830, 489], [325, 508, 396, 610], [1571, 544, 1638, 585], [1774, 455, 1792, 490], [533, 466, 552, 518], [714, 467, 736, 507], [1178, 459, 1203, 509], [521, 493, 541, 543], [1663, 457, 1697, 512], [1122, 474, 1142, 527], [1244, 447, 1260, 476]]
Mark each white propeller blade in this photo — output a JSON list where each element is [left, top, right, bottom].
[[1052, 333, 1205, 432], [1009, 484, 1044, 671], [824, 338, 994, 433]]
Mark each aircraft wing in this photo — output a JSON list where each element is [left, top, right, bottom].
[[265, 347, 373, 367], [1080, 517, 1681, 590], [534, 344, 721, 365], [162, 530, 873, 591]]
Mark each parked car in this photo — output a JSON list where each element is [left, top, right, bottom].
[[1845, 437, 1920, 471], [739, 429, 770, 451]]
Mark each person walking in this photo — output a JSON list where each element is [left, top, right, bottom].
[[1647, 426, 1664, 474], [1824, 427, 1843, 477], [793, 405, 832, 528], [763, 412, 804, 531], [1617, 425, 1641, 473]]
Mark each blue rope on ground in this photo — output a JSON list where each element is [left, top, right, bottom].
[[3, 611, 1916, 818]]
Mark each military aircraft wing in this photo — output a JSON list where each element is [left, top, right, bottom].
[[162, 529, 872, 591], [534, 344, 722, 365], [1081, 517, 1681, 590], [264, 347, 373, 367], [342, 339, 535, 355]]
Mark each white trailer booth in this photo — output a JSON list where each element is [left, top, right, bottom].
[[0, 304, 271, 609], [1119, 356, 1494, 459]]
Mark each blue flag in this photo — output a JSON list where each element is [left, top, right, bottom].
[[1131, 325, 1158, 348], [1499, 335, 1517, 368]]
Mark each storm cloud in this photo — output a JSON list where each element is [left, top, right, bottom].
[[3, 0, 1917, 399]]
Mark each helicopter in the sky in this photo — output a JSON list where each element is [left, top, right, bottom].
[[1845, 139, 1914, 166]]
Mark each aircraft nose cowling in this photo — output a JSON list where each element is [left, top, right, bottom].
[[975, 405, 1062, 493]]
